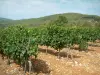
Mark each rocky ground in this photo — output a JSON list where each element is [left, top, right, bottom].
[[0, 45, 100, 75]]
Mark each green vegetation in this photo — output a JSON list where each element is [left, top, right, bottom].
[[0, 26, 38, 69], [0, 13, 100, 74], [0, 13, 100, 27], [30, 24, 100, 56], [50, 16, 68, 26], [1, 25, 100, 61]]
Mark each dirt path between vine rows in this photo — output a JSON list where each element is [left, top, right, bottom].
[[0, 46, 100, 75], [0, 55, 8, 75], [38, 46, 100, 75]]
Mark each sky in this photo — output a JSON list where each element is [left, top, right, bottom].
[[0, 0, 100, 20]]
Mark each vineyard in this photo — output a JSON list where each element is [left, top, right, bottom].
[[0, 25, 100, 75]]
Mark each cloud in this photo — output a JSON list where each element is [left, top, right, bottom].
[[0, 0, 100, 19], [0, 0, 61, 19]]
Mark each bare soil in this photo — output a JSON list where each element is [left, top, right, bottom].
[[0, 45, 100, 75]]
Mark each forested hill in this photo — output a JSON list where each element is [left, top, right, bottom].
[[0, 13, 100, 27]]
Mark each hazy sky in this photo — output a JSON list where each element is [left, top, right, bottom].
[[0, 0, 100, 20]]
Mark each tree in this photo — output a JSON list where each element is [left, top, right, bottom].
[[51, 15, 68, 26]]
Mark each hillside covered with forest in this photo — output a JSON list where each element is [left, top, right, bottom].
[[0, 13, 100, 27]]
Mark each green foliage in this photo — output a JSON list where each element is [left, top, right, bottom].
[[0, 26, 38, 65], [79, 40, 88, 51], [51, 16, 68, 26], [1, 23, 100, 63], [30, 25, 100, 52], [47, 25, 67, 50], [1, 13, 100, 27]]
